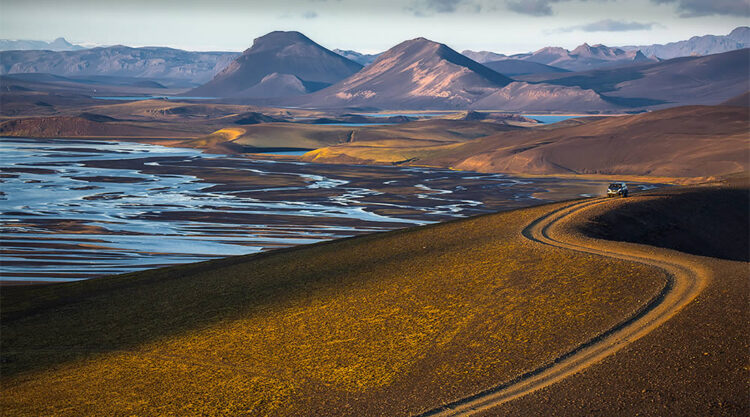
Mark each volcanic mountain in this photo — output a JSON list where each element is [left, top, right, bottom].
[[189, 31, 362, 98], [294, 37, 515, 109]]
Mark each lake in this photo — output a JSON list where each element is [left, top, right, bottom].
[[93, 96, 218, 101], [522, 115, 583, 124], [0, 138, 623, 283]]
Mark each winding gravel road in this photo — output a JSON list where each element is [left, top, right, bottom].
[[415, 198, 710, 416]]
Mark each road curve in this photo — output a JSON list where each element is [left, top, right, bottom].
[[414, 198, 709, 417]]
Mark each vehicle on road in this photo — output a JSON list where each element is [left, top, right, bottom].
[[607, 182, 628, 197]]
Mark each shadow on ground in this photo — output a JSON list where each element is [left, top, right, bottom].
[[578, 186, 749, 262]]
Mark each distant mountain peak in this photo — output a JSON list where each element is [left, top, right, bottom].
[[332, 49, 381, 66], [461, 50, 508, 63], [620, 26, 749, 60], [189, 31, 362, 98], [0, 37, 84, 51], [728, 26, 749, 42], [244, 31, 318, 54], [295, 36, 514, 109]]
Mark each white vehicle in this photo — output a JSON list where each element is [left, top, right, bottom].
[[607, 182, 628, 198]]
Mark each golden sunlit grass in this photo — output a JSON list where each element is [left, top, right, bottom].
[[1, 203, 666, 416]]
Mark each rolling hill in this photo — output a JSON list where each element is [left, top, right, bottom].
[[188, 31, 362, 98], [304, 105, 749, 180]]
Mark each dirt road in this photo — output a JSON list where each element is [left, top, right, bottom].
[[416, 198, 710, 416]]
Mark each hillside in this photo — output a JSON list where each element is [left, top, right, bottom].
[[304, 105, 749, 180], [189, 31, 362, 98], [489, 183, 748, 416], [293, 37, 513, 109], [517, 48, 750, 107], [471, 82, 616, 112], [0, 192, 667, 416], [180, 118, 521, 153], [293, 38, 610, 110], [482, 59, 568, 76], [0, 113, 202, 138], [3, 180, 746, 416]]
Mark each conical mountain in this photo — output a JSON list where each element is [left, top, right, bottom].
[[189, 31, 362, 97], [295, 37, 514, 108]]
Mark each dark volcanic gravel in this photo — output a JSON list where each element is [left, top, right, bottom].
[[480, 183, 750, 416]]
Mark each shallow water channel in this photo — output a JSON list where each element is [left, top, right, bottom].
[[0, 138, 621, 282]]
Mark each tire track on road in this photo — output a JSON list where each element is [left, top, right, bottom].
[[415, 198, 709, 417]]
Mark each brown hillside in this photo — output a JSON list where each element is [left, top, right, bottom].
[[307, 105, 749, 180], [0, 115, 198, 138]]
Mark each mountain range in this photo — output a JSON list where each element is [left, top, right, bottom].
[[621, 26, 749, 59], [516, 48, 749, 108], [188, 32, 362, 98], [0, 37, 84, 52], [2, 29, 748, 112], [291, 37, 516, 109], [461, 27, 749, 66], [463, 43, 655, 72], [286, 36, 747, 111], [0, 46, 239, 86]]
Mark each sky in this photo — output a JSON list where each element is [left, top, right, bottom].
[[0, 0, 748, 54]]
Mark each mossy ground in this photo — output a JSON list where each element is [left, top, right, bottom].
[[1, 202, 666, 416]]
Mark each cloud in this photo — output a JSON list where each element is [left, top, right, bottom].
[[407, 0, 481, 16], [280, 10, 319, 19], [505, 0, 620, 17], [505, 0, 563, 16], [557, 19, 657, 32], [652, 0, 750, 17]]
